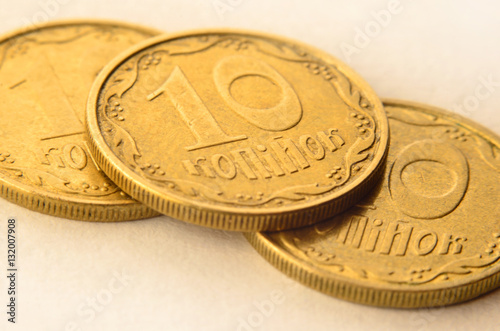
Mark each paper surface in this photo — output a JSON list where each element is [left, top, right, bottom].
[[1, 1, 499, 330]]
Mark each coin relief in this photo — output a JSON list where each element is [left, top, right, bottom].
[[0, 21, 159, 220], [247, 101, 500, 307], [87, 31, 389, 230]]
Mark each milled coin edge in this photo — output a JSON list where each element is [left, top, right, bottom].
[[244, 99, 500, 307], [0, 19, 162, 221], [244, 231, 500, 308], [85, 28, 390, 230]]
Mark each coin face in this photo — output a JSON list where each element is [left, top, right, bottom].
[[246, 100, 500, 307], [0, 20, 160, 221], [86, 30, 389, 231]]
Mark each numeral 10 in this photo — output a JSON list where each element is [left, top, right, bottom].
[[147, 55, 303, 151]]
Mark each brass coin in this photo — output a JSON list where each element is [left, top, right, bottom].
[[86, 29, 389, 231], [246, 99, 500, 307], [0, 20, 160, 221]]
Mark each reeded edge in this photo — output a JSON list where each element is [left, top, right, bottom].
[[0, 19, 162, 221], [245, 231, 500, 308], [0, 183, 159, 221], [85, 28, 390, 231], [244, 99, 500, 308]]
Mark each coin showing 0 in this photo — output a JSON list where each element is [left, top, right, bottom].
[[0, 20, 160, 221], [246, 100, 500, 307], [86, 30, 389, 231]]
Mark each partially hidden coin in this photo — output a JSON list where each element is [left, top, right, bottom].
[[0, 20, 160, 221], [86, 29, 389, 231], [246, 100, 500, 308]]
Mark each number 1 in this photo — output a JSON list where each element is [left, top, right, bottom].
[[147, 66, 247, 151]]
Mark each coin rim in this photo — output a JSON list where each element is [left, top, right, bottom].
[[0, 19, 161, 221], [245, 99, 500, 307], [86, 28, 390, 231]]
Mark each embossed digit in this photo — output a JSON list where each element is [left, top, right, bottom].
[[389, 140, 469, 219], [213, 55, 302, 131], [148, 56, 302, 151], [147, 66, 247, 151]]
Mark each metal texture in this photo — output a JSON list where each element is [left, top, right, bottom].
[[0, 20, 160, 221], [246, 100, 500, 307], [86, 29, 389, 231]]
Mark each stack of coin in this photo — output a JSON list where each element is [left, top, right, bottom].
[[1, 19, 498, 308]]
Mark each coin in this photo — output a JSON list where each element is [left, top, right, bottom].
[[246, 100, 500, 307], [86, 29, 389, 231], [0, 20, 160, 221]]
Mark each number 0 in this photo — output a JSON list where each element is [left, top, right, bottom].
[[213, 55, 302, 131], [389, 140, 469, 219]]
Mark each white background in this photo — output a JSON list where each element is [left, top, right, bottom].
[[1, 1, 500, 330]]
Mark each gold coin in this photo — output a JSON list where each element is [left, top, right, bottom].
[[86, 29, 389, 231], [0, 20, 160, 221], [246, 99, 500, 307]]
